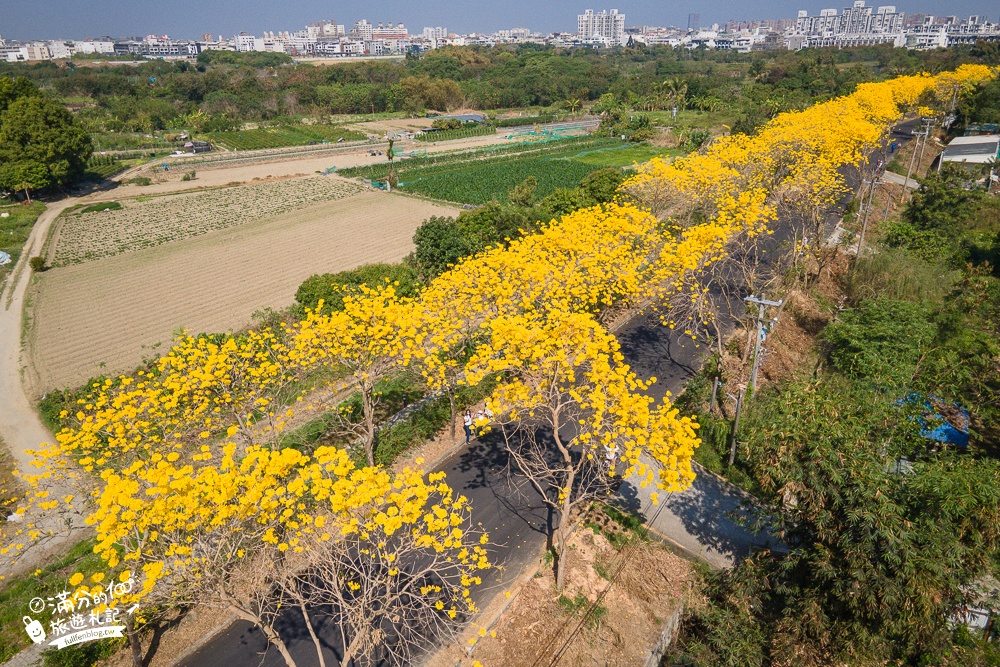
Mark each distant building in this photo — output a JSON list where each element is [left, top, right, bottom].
[[688, 13, 700, 31], [422, 26, 448, 40], [351, 19, 374, 40], [578, 9, 626, 45], [373, 22, 408, 40]]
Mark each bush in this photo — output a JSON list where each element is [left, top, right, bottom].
[[128, 177, 151, 186], [294, 263, 419, 315], [431, 117, 463, 130], [29, 256, 45, 271], [79, 201, 122, 214], [823, 298, 935, 385], [181, 170, 197, 182]]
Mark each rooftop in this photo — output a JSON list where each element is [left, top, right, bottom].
[[940, 134, 999, 164]]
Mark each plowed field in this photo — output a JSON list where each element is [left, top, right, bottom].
[[28, 191, 457, 391]]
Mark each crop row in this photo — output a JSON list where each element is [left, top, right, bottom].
[[399, 157, 599, 205], [54, 177, 365, 266], [414, 125, 496, 143], [340, 136, 625, 181], [209, 125, 366, 150]]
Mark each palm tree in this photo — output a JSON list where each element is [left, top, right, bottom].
[[659, 77, 688, 111]]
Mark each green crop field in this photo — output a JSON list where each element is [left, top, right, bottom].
[[340, 136, 685, 205], [208, 124, 366, 150], [566, 143, 685, 168], [399, 157, 598, 204], [414, 125, 496, 142]]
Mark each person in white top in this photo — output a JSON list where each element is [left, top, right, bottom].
[[463, 410, 473, 444]]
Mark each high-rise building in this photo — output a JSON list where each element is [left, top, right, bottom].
[[577, 9, 626, 44], [351, 19, 374, 40], [422, 26, 448, 40], [688, 13, 700, 31]]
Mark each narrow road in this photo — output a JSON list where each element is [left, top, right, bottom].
[[0, 198, 91, 580]]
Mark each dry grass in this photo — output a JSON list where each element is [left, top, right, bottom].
[[443, 516, 694, 667]]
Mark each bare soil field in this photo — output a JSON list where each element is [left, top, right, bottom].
[[27, 191, 458, 392]]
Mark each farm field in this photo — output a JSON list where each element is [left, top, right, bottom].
[[51, 177, 365, 266], [340, 137, 678, 205], [206, 124, 366, 150], [28, 190, 458, 392], [567, 142, 684, 168]]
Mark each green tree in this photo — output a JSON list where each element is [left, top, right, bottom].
[[508, 175, 538, 207], [409, 216, 471, 280], [0, 96, 92, 197], [0, 76, 39, 113], [294, 263, 418, 315], [674, 381, 1000, 667]]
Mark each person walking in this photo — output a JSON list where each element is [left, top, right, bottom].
[[463, 410, 474, 445]]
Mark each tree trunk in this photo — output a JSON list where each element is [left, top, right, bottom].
[[362, 382, 376, 467], [23, 188, 31, 204], [299, 600, 326, 667], [125, 615, 143, 667], [341, 631, 364, 667], [448, 388, 456, 440], [554, 505, 571, 593], [232, 607, 298, 667]]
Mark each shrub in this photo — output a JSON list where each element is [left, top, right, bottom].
[[80, 201, 122, 214], [823, 298, 935, 386], [128, 177, 151, 186], [29, 256, 45, 271], [181, 170, 197, 182], [294, 263, 419, 314]]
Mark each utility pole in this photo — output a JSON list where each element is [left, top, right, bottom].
[[901, 119, 933, 204], [745, 294, 783, 393], [915, 117, 934, 183], [709, 377, 721, 414], [727, 385, 746, 467], [857, 177, 884, 256]]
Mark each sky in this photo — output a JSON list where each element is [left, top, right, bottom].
[[1, 0, 998, 40]]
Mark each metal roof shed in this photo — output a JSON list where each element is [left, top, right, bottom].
[[938, 134, 999, 172]]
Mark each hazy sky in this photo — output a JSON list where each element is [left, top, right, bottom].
[[2, 0, 998, 40]]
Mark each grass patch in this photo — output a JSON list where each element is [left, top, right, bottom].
[[78, 202, 122, 215], [0, 539, 104, 662], [844, 249, 959, 305], [557, 592, 608, 630], [566, 142, 683, 168], [0, 201, 45, 285]]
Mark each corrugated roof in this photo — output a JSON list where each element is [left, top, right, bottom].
[[941, 134, 999, 164]]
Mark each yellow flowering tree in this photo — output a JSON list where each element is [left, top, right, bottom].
[[465, 310, 698, 592], [81, 442, 487, 667], [292, 283, 425, 466]]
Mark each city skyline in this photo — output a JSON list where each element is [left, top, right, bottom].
[[2, 0, 998, 40]]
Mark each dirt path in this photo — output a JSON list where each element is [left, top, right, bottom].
[[0, 198, 90, 579]]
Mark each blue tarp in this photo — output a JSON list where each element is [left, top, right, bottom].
[[899, 394, 970, 448]]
